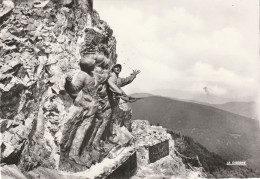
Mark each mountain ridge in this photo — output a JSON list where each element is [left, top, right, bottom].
[[131, 92, 258, 120], [131, 93, 258, 121], [149, 89, 257, 104]]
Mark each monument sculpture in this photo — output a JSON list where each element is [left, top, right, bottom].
[[107, 64, 141, 132]]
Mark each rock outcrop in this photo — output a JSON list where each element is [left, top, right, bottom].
[[131, 120, 206, 179], [1, 120, 207, 179], [0, 0, 131, 173]]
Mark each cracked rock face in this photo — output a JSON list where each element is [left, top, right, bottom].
[[0, 0, 131, 172]]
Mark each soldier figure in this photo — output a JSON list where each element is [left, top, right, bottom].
[[107, 64, 140, 135], [60, 55, 110, 166]]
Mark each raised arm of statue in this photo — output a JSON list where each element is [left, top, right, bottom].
[[119, 69, 141, 87]]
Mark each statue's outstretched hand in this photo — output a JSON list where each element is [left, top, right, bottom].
[[132, 70, 141, 77], [121, 91, 127, 97]]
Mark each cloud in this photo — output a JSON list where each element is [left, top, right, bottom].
[[188, 82, 228, 96], [94, 0, 259, 98], [185, 61, 258, 96]]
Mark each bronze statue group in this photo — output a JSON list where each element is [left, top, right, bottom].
[[60, 52, 140, 166]]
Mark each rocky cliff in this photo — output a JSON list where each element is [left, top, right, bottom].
[[0, 0, 129, 173]]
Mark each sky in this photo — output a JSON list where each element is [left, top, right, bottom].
[[94, 0, 259, 99]]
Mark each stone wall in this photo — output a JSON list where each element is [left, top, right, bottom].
[[149, 140, 169, 163], [135, 140, 170, 166], [131, 120, 172, 166]]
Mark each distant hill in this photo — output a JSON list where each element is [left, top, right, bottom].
[[129, 94, 260, 172], [147, 89, 257, 119], [130, 93, 153, 98], [211, 101, 257, 119], [150, 89, 197, 101], [150, 89, 257, 104]]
